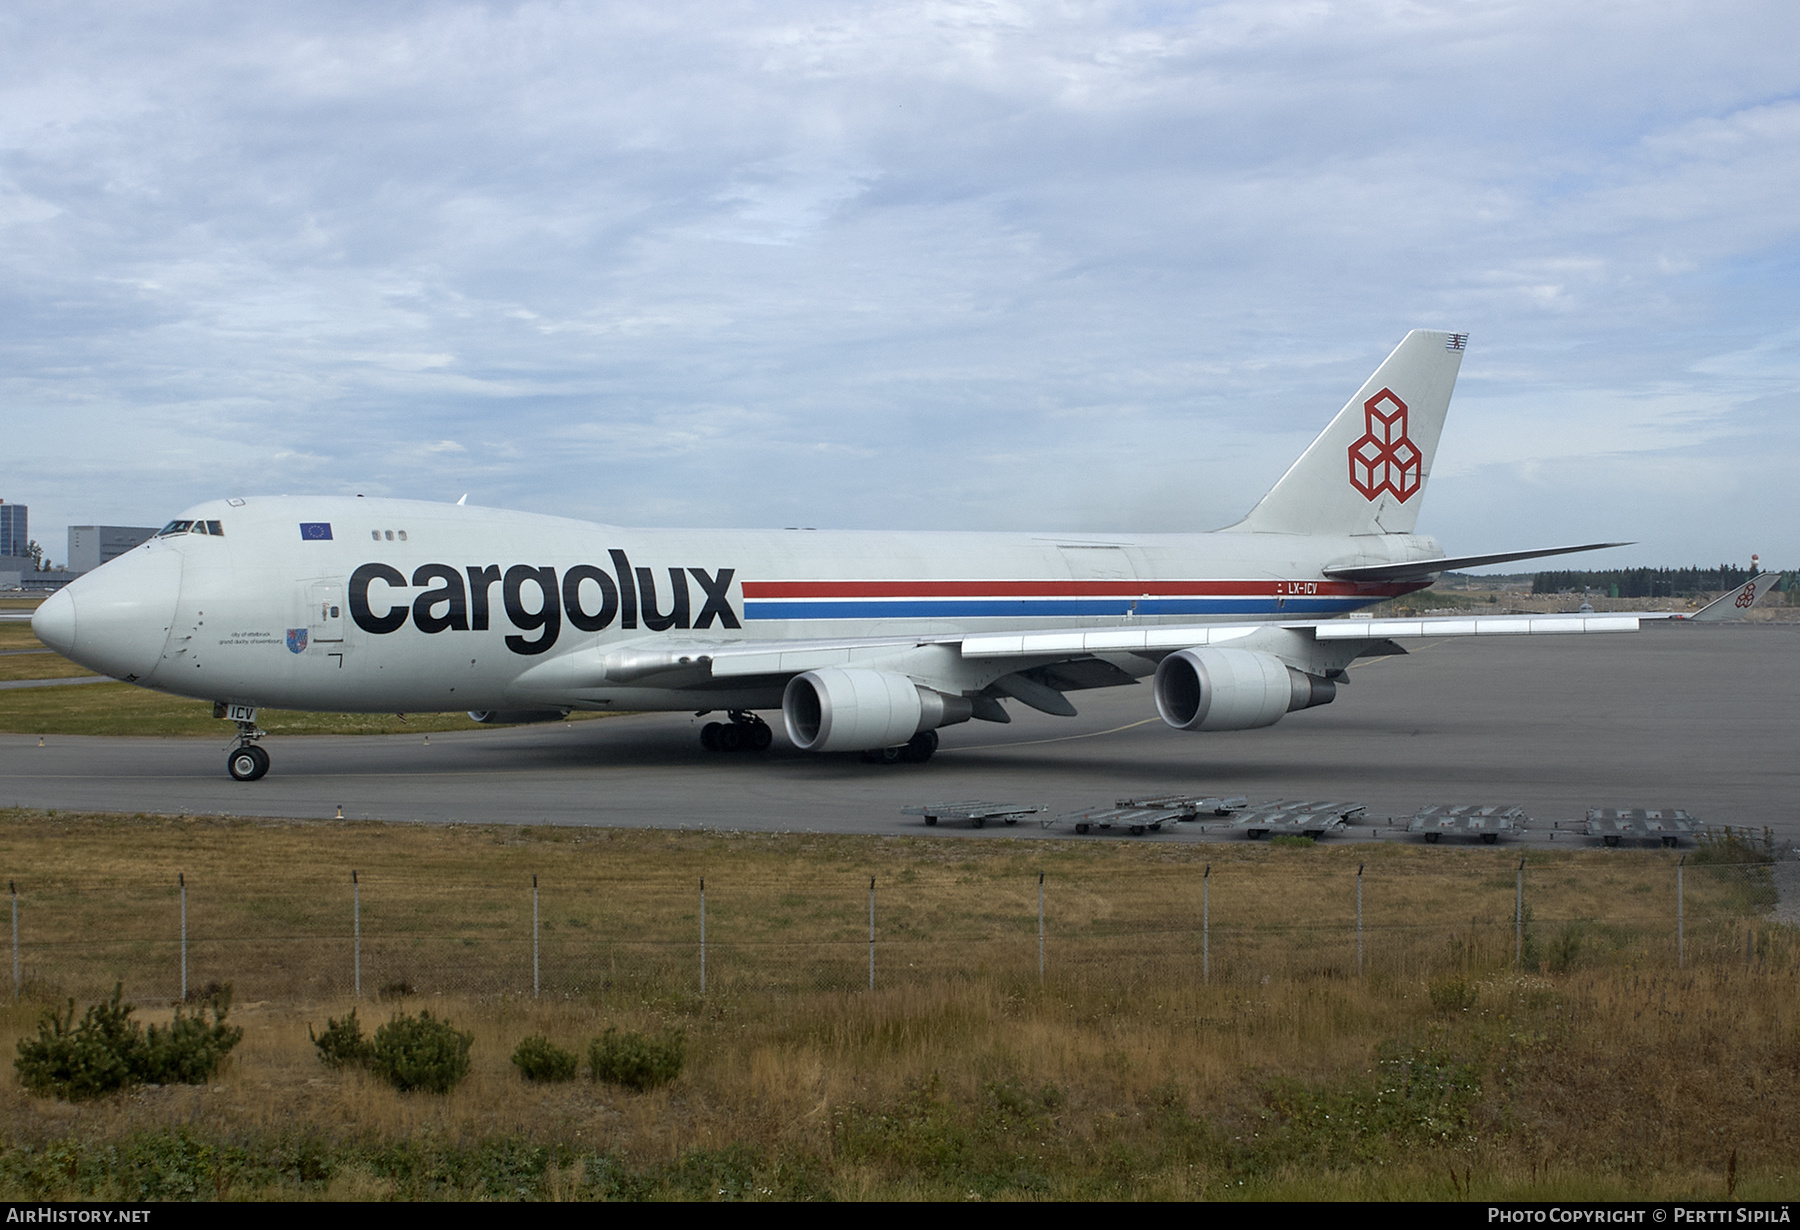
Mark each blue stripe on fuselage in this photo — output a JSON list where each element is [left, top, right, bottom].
[[742, 597, 1373, 620]]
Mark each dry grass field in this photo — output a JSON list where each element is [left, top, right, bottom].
[[0, 809, 1790, 1200]]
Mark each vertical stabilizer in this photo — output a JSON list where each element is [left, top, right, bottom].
[[1230, 330, 1467, 536]]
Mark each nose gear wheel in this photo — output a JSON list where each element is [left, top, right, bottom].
[[227, 743, 270, 781]]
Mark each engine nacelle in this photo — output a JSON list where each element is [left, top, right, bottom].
[[783, 668, 972, 752], [1152, 648, 1335, 732], [467, 709, 568, 725]]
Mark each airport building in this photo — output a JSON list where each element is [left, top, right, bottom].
[[67, 525, 158, 573], [0, 500, 24, 558], [0, 557, 81, 592]]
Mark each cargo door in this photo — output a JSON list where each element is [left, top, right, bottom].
[[308, 581, 346, 643]]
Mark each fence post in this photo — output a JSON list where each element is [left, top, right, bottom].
[[352, 870, 361, 999], [1356, 863, 1365, 977], [532, 875, 540, 999], [1202, 864, 1211, 986], [1677, 855, 1685, 969], [1037, 872, 1045, 985], [179, 872, 187, 1002], [9, 880, 16, 999], [1515, 859, 1525, 970], [699, 877, 706, 995], [868, 876, 876, 992]]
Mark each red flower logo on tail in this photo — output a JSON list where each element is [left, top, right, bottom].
[[1348, 388, 1422, 502]]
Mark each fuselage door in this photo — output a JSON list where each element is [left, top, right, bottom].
[[308, 581, 346, 643]]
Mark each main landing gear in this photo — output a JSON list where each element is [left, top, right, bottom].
[[699, 710, 773, 753], [226, 719, 270, 782], [861, 729, 938, 765]]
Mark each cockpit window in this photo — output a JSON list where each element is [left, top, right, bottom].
[[156, 519, 225, 537]]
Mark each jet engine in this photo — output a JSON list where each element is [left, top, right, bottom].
[[1152, 648, 1335, 732], [782, 668, 973, 752]]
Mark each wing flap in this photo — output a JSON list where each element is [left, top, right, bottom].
[[1314, 613, 1641, 638], [960, 625, 1258, 658], [1310, 615, 1648, 644]]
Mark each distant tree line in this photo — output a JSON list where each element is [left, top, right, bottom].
[[1530, 566, 1774, 598]]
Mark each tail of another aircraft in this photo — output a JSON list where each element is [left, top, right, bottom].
[[1229, 330, 1468, 537]]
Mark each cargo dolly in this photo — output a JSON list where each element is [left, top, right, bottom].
[[1408, 804, 1529, 844], [1053, 804, 1190, 836], [1114, 794, 1249, 820], [901, 801, 1045, 829], [1231, 800, 1365, 840], [1585, 807, 1699, 848]]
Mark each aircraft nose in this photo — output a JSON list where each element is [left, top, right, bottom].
[[31, 588, 76, 657], [36, 546, 182, 681]]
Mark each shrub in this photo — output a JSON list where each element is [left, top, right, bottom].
[[369, 1011, 473, 1094], [589, 1028, 684, 1091], [143, 987, 243, 1085], [1427, 974, 1477, 1015], [309, 1009, 374, 1069], [512, 1035, 578, 1083], [1693, 826, 1779, 866], [14, 984, 241, 1100]]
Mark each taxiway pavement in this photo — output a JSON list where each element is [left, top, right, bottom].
[[1, 623, 1794, 844]]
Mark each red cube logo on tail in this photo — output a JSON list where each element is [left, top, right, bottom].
[[1348, 388, 1422, 502]]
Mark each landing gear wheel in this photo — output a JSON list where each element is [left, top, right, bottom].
[[862, 746, 905, 764], [705, 712, 772, 754], [228, 744, 269, 782], [899, 729, 939, 764], [923, 815, 938, 827]]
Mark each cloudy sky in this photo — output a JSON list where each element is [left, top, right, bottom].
[[3, 1, 1796, 569]]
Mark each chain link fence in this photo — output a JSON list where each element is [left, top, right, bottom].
[[2, 850, 1787, 1005]]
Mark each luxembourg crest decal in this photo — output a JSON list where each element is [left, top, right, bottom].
[[287, 628, 308, 654]]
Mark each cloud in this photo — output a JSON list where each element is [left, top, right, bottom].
[[0, 0, 1794, 564]]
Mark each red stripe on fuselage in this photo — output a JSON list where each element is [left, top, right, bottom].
[[740, 579, 1419, 599]]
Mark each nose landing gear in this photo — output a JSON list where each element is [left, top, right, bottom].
[[220, 707, 270, 781]]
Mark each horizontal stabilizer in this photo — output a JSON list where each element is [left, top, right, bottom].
[[1323, 542, 1631, 583]]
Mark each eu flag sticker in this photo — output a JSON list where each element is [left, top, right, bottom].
[[299, 522, 333, 541]]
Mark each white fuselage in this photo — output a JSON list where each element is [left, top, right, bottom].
[[44, 495, 1434, 715]]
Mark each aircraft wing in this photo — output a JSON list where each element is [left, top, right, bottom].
[[956, 611, 1646, 660], [508, 576, 1783, 707], [511, 610, 1647, 695], [1321, 542, 1630, 582]]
